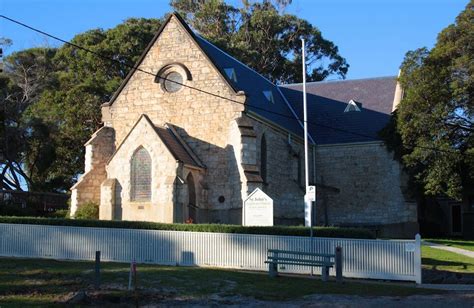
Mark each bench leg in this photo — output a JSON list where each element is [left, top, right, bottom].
[[321, 266, 329, 282], [269, 262, 278, 277]]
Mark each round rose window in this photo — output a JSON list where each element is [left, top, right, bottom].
[[163, 71, 183, 93]]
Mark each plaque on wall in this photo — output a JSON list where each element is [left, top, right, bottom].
[[243, 188, 273, 226]]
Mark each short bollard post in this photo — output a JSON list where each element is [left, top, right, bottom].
[[335, 246, 343, 283], [95, 251, 101, 289]]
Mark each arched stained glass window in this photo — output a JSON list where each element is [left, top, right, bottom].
[[260, 134, 267, 183], [130, 147, 152, 201]]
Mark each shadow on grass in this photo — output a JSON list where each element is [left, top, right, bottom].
[[422, 257, 470, 270], [428, 239, 474, 251], [0, 257, 443, 305]]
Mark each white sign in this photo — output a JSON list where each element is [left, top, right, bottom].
[[306, 185, 316, 202], [405, 243, 416, 252], [243, 188, 273, 226]]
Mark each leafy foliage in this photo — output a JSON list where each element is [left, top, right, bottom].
[[171, 0, 348, 83], [3, 2, 348, 192], [0, 216, 375, 238], [1, 47, 57, 191], [382, 1, 473, 200], [2, 18, 162, 192], [74, 201, 99, 219]]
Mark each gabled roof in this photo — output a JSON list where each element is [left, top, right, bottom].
[[108, 114, 203, 169], [153, 124, 204, 168], [103, 12, 395, 146], [104, 12, 305, 140], [280, 77, 396, 144], [194, 34, 305, 139]]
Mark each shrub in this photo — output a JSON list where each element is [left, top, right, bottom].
[[0, 216, 375, 239], [0, 203, 37, 217], [74, 202, 99, 220], [46, 209, 70, 218]]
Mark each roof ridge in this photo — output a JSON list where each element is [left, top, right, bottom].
[[280, 75, 397, 87]]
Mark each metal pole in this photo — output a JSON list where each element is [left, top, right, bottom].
[[302, 39, 314, 277], [302, 39, 312, 238]]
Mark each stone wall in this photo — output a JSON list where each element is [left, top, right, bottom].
[[249, 115, 312, 225], [103, 116, 178, 222], [102, 15, 245, 221], [70, 127, 115, 216], [315, 141, 417, 227]]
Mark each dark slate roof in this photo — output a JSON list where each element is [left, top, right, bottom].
[[154, 125, 202, 168], [193, 34, 304, 138], [280, 77, 396, 144]]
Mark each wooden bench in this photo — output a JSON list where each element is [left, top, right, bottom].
[[265, 249, 336, 281]]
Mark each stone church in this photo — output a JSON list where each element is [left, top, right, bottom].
[[71, 13, 418, 237]]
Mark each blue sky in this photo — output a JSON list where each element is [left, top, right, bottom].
[[1, 0, 468, 80]]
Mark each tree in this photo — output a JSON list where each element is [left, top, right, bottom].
[[2, 18, 162, 192], [4, 1, 347, 192], [1, 47, 57, 191], [171, 0, 348, 83], [382, 1, 473, 201]]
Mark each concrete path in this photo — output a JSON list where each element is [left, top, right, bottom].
[[423, 241, 474, 259], [419, 284, 474, 291]]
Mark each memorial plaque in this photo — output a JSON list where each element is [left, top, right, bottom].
[[243, 188, 273, 226]]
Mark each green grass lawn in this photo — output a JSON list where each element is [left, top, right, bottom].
[[422, 246, 474, 273], [425, 239, 474, 252], [0, 257, 440, 305]]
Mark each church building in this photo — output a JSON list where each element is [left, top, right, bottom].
[[71, 13, 418, 237]]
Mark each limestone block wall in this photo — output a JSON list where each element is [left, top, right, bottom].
[[103, 17, 245, 221], [315, 142, 417, 226], [104, 117, 178, 223], [102, 16, 245, 221], [70, 127, 115, 216], [250, 116, 312, 225]]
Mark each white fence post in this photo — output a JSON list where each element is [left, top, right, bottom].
[[414, 233, 422, 284]]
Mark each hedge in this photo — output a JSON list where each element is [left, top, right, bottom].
[[0, 216, 375, 239]]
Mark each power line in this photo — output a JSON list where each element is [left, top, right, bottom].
[[1, 14, 470, 157]]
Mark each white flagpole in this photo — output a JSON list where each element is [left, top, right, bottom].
[[302, 39, 312, 239]]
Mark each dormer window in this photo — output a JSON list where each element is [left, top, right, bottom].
[[344, 99, 361, 112], [224, 68, 237, 83], [263, 90, 275, 104]]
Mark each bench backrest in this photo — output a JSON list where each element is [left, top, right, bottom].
[[268, 249, 335, 259]]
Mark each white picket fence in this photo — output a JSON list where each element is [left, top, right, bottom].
[[0, 223, 422, 283]]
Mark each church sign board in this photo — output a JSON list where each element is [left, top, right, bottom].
[[243, 188, 273, 226]]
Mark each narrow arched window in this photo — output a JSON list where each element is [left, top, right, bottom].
[[130, 147, 152, 201], [297, 152, 302, 186], [187, 173, 197, 223], [260, 134, 267, 183]]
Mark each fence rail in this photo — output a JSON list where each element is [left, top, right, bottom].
[[0, 223, 422, 283]]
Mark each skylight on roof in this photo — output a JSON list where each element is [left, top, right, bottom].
[[263, 90, 275, 103], [344, 99, 361, 112], [224, 68, 237, 83]]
